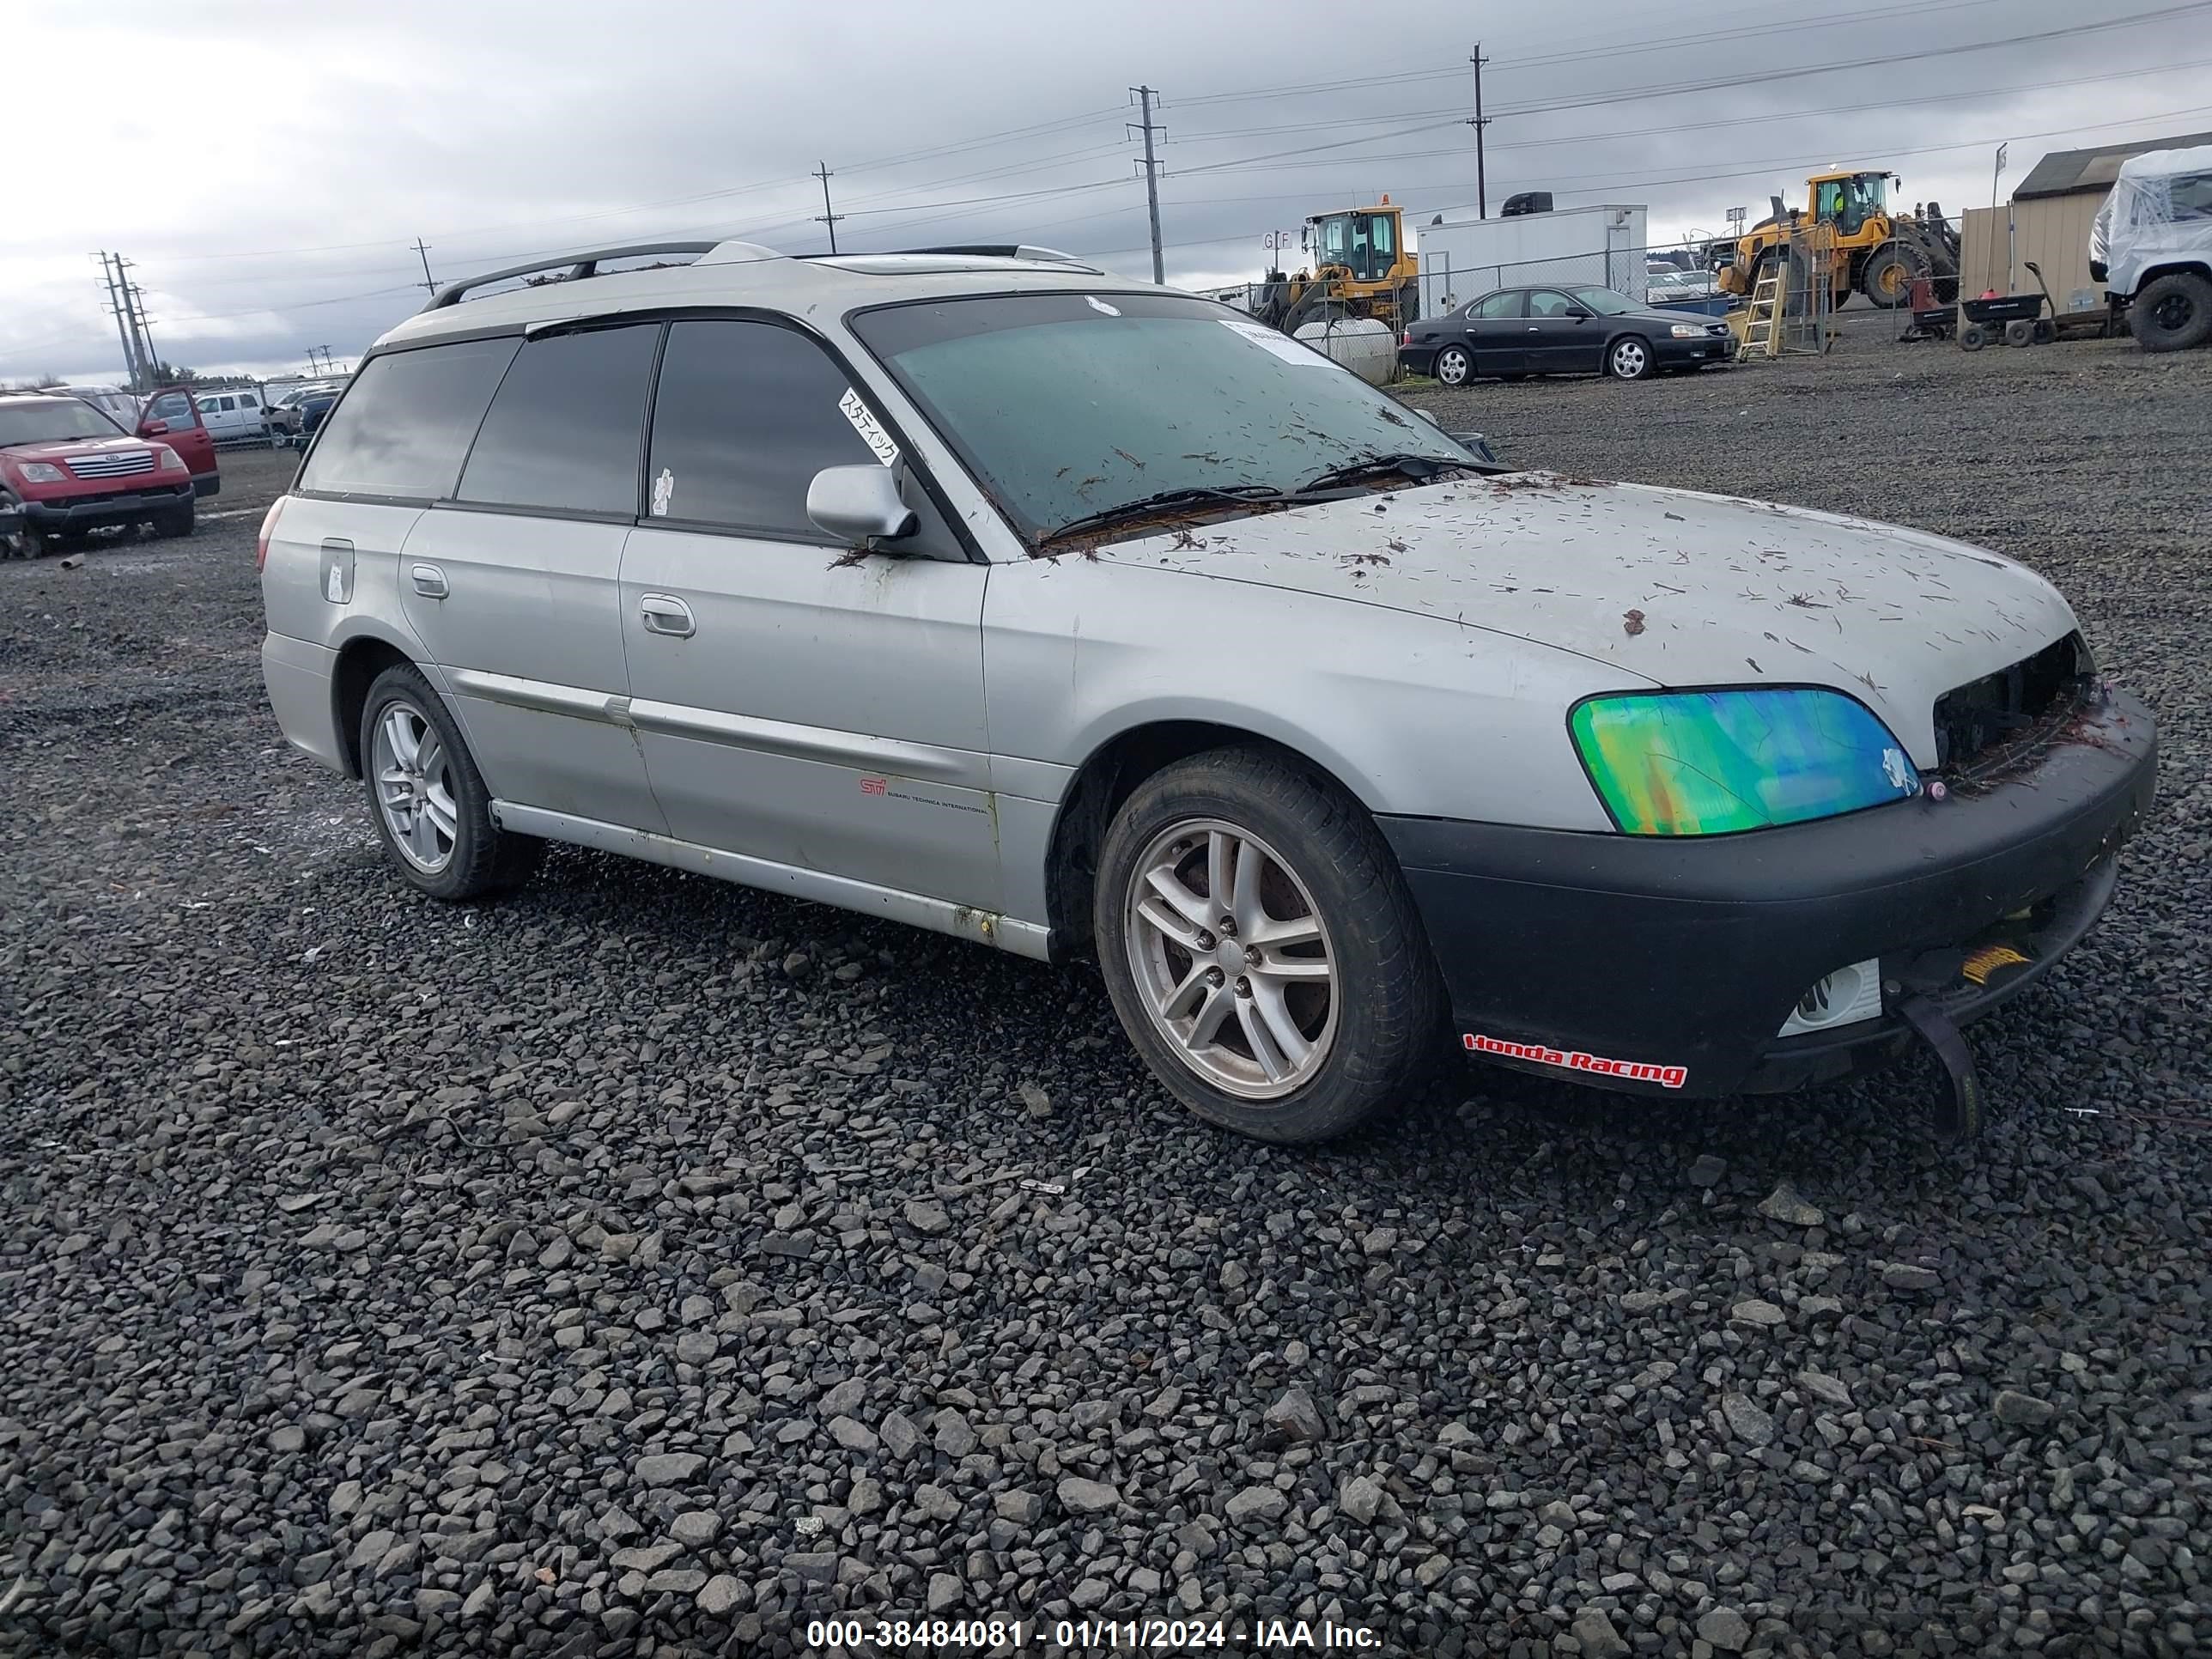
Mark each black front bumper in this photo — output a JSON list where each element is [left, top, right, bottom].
[[1382, 690, 2157, 1098], [22, 483, 193, 529], [1650, 331, 1733, 368]]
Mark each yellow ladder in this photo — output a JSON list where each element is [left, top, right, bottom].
[[1735, 264, 1786, 362]]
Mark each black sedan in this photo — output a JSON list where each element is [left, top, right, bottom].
[[1401, 284, 1734, 384]]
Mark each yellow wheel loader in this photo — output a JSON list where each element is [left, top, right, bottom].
[[1249, 201, 1419, 335], [1718, 170, 1960, 310]]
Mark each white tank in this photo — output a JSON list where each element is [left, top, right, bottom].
[[1292, 317, 1398, 385]]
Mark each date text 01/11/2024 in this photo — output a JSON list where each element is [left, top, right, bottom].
[[804, 1617, 1384, 1650]]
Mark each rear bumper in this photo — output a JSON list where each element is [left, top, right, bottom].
[[1401, 343, 1441, 375], [1381, 689, 2157, 1098], [21, 483, 195, 529], [261, 632, 346, 773]]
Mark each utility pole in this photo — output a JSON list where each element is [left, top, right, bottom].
[[412, 237, 440, 295], [1129, 87, 1166, 283], [96, 252, 145, 388], [1468, 46, 1491, 219], [116, 258, 155, 387], [127, 282, 161, 382], [812, 162, 844, 255]]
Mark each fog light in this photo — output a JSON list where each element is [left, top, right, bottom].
[[1778, 958, 1883, 1037]]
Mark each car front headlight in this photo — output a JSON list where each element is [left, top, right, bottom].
[[1669, 323, 1705, 338], [157, 447, 187, 473], [14, 461, 66, 483], [1570, 688, 1920, 836]]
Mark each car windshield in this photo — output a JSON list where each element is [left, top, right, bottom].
[[0, 400, 124, 446], [850, 291, 1475, 544], [1569, 287, 1641, 315]]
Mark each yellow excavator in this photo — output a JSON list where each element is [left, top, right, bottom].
[[1250, 199, 1419, 335], [1719, 169, 1960, 309]]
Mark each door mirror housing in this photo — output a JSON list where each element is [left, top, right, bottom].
[[1565, 307, 1593, 321], [1412, 406, 1442, 427], [139, 418, 170, 436], [807, 465, 917, 547]]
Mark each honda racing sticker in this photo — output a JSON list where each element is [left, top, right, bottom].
[[1464, 1032, 1687, 1090]]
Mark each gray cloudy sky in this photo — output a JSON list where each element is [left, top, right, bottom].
[[9, 0, 2208, 383]]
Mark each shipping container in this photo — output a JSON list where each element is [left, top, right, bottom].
[[1413, 205, 1650, 319]]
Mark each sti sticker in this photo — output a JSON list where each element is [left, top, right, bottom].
[[837, 390, 899, 466], [1464, 1031, 1687, 1090]]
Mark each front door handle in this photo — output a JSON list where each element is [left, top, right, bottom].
[[410, 562, 448, 599], [640, 593, 696, 638]]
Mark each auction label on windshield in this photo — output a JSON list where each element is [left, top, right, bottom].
[[804, 1614, 1384, 1650], [1218, 317, 1335, 367]]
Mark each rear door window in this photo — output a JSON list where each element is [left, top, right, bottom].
[[457, 324, 659, 517], [299, 337, 520, 500], [1470, 291, 1523, 319], [645, 319, 882, 539]]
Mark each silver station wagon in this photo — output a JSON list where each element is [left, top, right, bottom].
[[258, 239, 2154, 1143]]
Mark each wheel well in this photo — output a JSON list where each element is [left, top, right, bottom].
[[1042, 721, 1360, 963], [331, 637, 413, 779], [2135, 262, 2212, 295]]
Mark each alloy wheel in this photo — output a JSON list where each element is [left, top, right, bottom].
[[1122, 819, 1339, 1099], [1437, 346, 1470, 386], [371, 700, 459, 874], [1611, 339, 1649, 378]]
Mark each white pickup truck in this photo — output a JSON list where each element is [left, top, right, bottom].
[[191, 386, 273, 444]]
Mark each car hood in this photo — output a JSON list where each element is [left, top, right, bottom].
[[2, 434, 149, 460], [1096, 471, 2080, 768]]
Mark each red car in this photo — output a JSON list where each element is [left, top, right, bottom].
[[0, 393, 198, 556]]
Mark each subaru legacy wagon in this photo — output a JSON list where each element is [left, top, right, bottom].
[[258, 240, 2154, 1142]]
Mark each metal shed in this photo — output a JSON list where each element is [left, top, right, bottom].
[[1958, 129, 2212, 323]]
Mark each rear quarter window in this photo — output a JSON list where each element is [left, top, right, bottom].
[[299, 337, 521, 501]]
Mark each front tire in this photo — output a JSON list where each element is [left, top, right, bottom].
[[2129, 271, 2212, 353], [360, 664, 541, 902], [152, 500, 193, 538], [1434, 343, 1472, 386], [1607, 335, 1655, 380], [1094, 746, 1442, 1143], [1859, 246, 1917, 308]]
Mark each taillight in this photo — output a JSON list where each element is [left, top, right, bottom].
[[1400, 331, 1410, 346], [256, 496, 287, 572]]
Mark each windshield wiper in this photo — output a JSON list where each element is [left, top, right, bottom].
[[1292, 452, 1462, 495], [1036, 484, 1296, 547]]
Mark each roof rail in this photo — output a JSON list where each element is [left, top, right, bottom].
[[902, 244, 1098, 269], [422, 241, 722, 311]]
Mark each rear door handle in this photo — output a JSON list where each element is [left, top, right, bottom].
[[640, 593, 695, 637], [410, 562, 447, 599]]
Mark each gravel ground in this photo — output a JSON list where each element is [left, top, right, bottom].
[[4, 331, 2209, 1659]]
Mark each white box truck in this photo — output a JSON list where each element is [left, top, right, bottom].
[[1414, 204, 1650, 319]]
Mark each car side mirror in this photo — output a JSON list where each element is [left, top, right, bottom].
[[139, 418, 169, 436], [1413, 407, 1442, 427], [1566, 307, 1592, 321], [807, 465, 916, 547]]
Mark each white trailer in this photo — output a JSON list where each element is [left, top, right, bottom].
[[1414, 204, 1650, 319]]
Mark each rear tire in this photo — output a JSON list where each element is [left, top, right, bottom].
[[1434, 343, 1472, 386], [1094, 746, 1443, 1143], [1959, 323, 1989, 352], [2129, 271, 2212, 353], [360, 664, 542, 902], [2003, 319, 2036, 348]]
